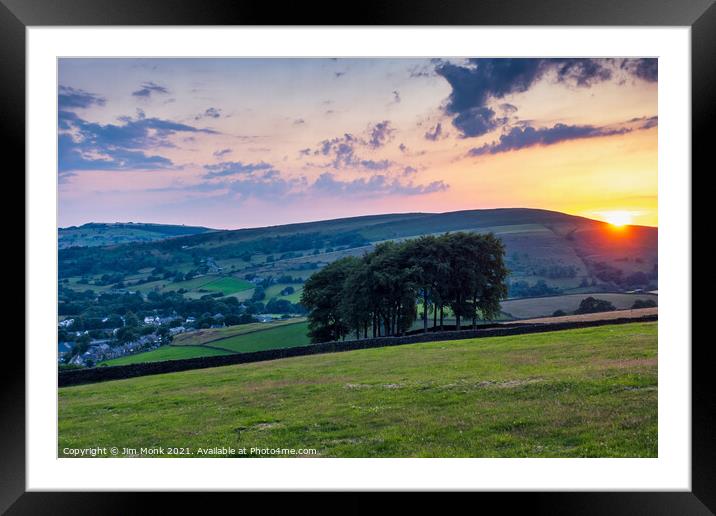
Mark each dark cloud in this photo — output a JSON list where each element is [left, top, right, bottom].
[[467, 122, 631, 157], [435, 58, 654, 138], [203, 161, 274, 178], [58, 110, 217, 173], [424, 122, 443, 141], [620, 58, 658, 83], [392, 90, 401, 103], [499, 103, 518, 114], [58, 86, 106, 110], [312, 173, 448, 197], [195, 107, 222, 120], [399, 143, 407, 153], [132, 81, 169, 98], [213, 148, 232, 158], [640, 115, 658, 129], [318, 133, 360, 168], [368, 120, 394, 149], [293, 118, 306, 125]]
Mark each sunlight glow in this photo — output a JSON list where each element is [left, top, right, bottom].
[[598, 210, 635, 227]]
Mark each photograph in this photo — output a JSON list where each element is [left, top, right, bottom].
[[56, 56, 658, 459]]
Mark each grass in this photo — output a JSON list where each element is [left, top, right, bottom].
[[264, 283, 304, 303], [172, 319, 306, 346], [100, 345, 232, 366], [60, 322, 657, 458], [98, 320, 310, 365], [200, 276, 254, 295], [213, 321, 309, 353]]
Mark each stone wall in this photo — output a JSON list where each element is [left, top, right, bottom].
[[59, 315, 657, 387]]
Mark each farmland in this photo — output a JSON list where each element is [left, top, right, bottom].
[[501, 292, 658, 319], [60, 322, 657, 458], [100, 320, 309, 366]]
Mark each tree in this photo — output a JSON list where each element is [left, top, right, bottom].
[[405, 235, 448, 333], [301, 257, 358, 342], [575, 297, 617, 314], [443, 232, 508, 330], [632, 299, 657, 309]]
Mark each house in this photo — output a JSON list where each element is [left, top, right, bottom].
[[58, 318, 75, 328], [144, 316, 161, 325]]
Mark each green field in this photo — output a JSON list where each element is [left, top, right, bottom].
[[199, 276, 254, 295], [212, 321, 309, 353], [61, 322, 657, 458], [100, 320, 310, 366], [172, 319, 306, 346], [100, 345, 233, 366]]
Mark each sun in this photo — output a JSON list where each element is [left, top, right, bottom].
[[599, 210, 634, 227]]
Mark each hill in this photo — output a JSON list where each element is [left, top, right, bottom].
[[59, 322, 657, 458], [58, 222, 215, 248], [58, 208, 658, 302]]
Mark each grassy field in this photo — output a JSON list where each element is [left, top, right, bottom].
[[100, 345, 233, 366], [172, 319, 306, 346], [100, 320, 310, 366], [501, 293, 658, 319], [199, 276, 254, 295], [213, 321, 309, 353], [61, 322, 657, 458]]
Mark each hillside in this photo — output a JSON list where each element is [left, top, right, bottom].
[[58, 208, 658, 300], [59, 222, 215, 248], [59, 322, 658, 458]]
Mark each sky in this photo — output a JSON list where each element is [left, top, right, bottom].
[[58, 58, 658, 229]]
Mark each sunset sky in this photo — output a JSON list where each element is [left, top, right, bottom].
[[58, 58, 657, 229]]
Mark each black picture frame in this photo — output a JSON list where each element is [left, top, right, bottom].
[[4, 0, 711, 512]]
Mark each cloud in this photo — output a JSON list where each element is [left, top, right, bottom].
[[311, 121, 397, 171], [628, 115, 658, 130], [368, 120, 394, 149], [311, 172, 449, 197], [195, 107, 222, 120], [407, 64, 434, 78], [620, 58, 658, 83], [293, 118, 306, 125], [424, 122, 443, 141], [213, 148, 232, 158], [225, 170, 305, 199], [435, 58, 654, 138], [58, 110, 217, 173], [392, 90, 401, 103], [467, 122, 632, 157], [359, 159, 393, 170], [58, 86, 106, 110], [318, 133, 361, 168], [203, 161, 274, 178], [132, 81, 169, 98]]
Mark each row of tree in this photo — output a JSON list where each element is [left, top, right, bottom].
[[300, 232, 509, 343]]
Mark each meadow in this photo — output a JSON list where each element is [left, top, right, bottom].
[[61, 322, 657, 458], [100, 320, 310, 366]]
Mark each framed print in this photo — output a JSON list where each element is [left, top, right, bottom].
[[5, 0, 713, 512]]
